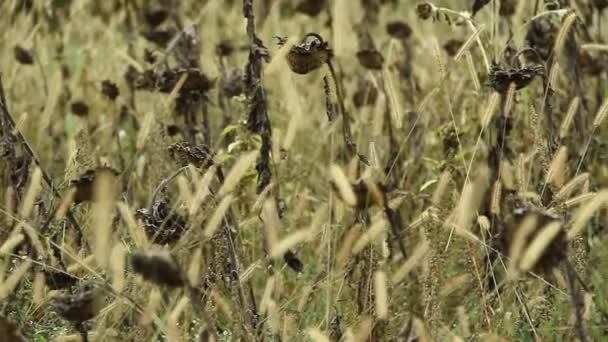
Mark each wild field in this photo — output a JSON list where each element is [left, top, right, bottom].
[[1, 0, 607, 341]]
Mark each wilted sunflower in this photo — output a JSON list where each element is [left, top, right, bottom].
[[285, 33, 333, 75]]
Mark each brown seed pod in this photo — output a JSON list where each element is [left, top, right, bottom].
[[101, 80, 119, 101], [51, 286, 102, 324], [286, 33, 333, 75], [443, 39, 464, 57], [0, 316, 27, 342], [70, 101, 90, 117], [43, 268, 78, 290], [352, 79, 379, 108], [144, 9, 170, 27], [131, 249, 184, 287], [141, 29, 176, 47], [69, 166, 120, 204], [386, 21, 412, 40], [134, 68, 214, 93], [295, 0, 327, 17], [356, 49, 384, 70], [13, 45, 34, 65], [222, 68, 244, 98], [416, 2, 433, 20], [283, 249, 304, 273], [168, 141, 215, 170]]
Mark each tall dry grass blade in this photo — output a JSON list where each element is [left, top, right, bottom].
[[140, 289, 162, 326], [110, 243, 126, 293], [188, 165, 216, 216], [559, 97, 580, 139], [503, 82, 517, 116], [431, 171, 451, 206], [553, 12, 577, 55], [568, 191, 608, 239], [374, 271, 388, 320], [384, 67, 403, 128], [218, 150, 259, 196], [203, 195, 234, 239], [581, 44, 608, 51], [0, 233, 25, 255], [266, 36, 299, 75], [481, 92, 500, 128], [55, 187, 76, 220], [0, 260, 32, 300], [555, 173, 589, 201], [433, 38, 447, 81], [306, 328, 331, 342], [454, 25, 485, 61], [491, 180, 502, 215], [519, 221, 562, 272], [507, 215, 538, 277], [117, 202, 149, 248], [163, 72, 188, 109], [352, 218, 387, 255], [261, 199, 280, 252], [136, 111, 155, 150], [593, 98, 608, 128], [465, 51, 480, 91], [565, 192, 596, 208], [412, 318, 432, 342], [167, 296, 190, 341], [187, 247, 203, 287], [4, 186, 15, 226], [545, 146, 568, 186], [271, 228, 313, 259], [259, 276, 276, 315], [239, 260, 261, 284], [329, 164, 356, 206], [392, 240, 430, 284], [91, 169, 117, 269], [19, 167, 42, 218], [32, 271, 45, 306]]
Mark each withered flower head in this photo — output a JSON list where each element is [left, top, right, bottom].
[[144, 8, 170, 28], [499, 0, 517, 16], [141, 29, 176, 47], [0, 316, 27, 342], [167, 141, 215, 169], [216, 40, 234, 57], [131, 249, 184, 287], [486, 62, 544, 93], [283, 249, 304, 273], [13, 45, 34, 65], [353, 78, 379, 108], [386, 21, 412, 40], [51, 286, 102, 324], [472, 0, 491, 16], [134, 68, 214, 94], [135, 196, 187, 245], [101, 80, 119, 101], [222, 68, 244, 98], [356, 49, 384, 70], [443, 39, 464, 57], [165, 124, 181, 137], [70, 101, 90, 117], [43, 268, 78, 290], [416, 2, 434, 20], [295, 0, 327, 17], [69, 166, 120, 204], [286, 33, 333, 75], [594, 0, 608, 11]]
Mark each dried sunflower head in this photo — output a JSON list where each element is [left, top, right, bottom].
[[386, 21, 412, 40], [131, 249, 184, 287], [135, 195, 187, 245], [286, 33, 333, 75], [167, 141, 215, 169], [69, 166, 120, 204], [486, 62, 544, 93], [356, 49, 384, 70]]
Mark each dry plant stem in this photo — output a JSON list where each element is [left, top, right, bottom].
[[326, 60, 367, 165], [564, 259, 588, 342], [147, 166, 189, 212], [244, 0, 273, 194], [0, 75, 84, 240], [427, 2, 491, 72], [75, 322, 89, 342]]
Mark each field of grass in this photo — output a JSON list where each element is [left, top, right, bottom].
[[1, 0, 608, 341]]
